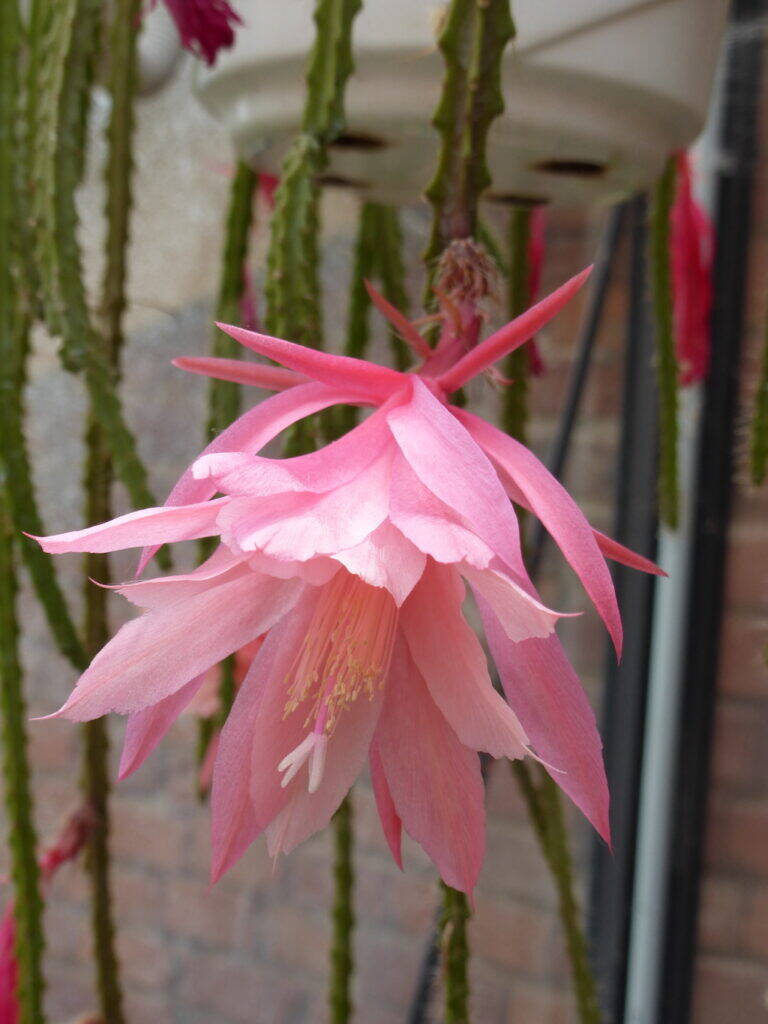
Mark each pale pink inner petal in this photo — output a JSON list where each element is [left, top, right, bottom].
[[332, 522, 426, 607], [216, 447, 393, 562], [139, 381, 372, 573], [387, 378, 525, 575], [400, 561, 529, 760], [115, 545, 247, 609], [375, 638, 485, 896], [460, 563, 569, 641], [192, 404, 392, 498], [388, 454, 495, 570]]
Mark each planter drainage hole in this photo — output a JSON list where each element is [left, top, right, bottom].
[[487, 192, 548, 208], [316, 173, 369, 190], [534, 158, 606, 178], [330, 131, 388, 151]]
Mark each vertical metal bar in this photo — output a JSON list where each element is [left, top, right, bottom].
[[588, 197, 660, 1023], [657, 5, 764, 1020]]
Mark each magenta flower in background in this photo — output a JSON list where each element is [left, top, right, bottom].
[[35, 269, 662, 895], [160, 0, 241, 65], [671, 150, 714, 385], [0, 809, 94, 1021]]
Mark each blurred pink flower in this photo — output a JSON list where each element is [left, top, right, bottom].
[[159, 0, 241, 65], [35, 269, 662, 895], [671, 151, 714, 385], [0, 809, 93, 1021]]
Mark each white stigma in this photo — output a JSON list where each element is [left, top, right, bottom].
[[278, 733, 328, 793]]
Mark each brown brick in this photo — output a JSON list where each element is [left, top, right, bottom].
[[710, 699, 768, 795], [164, 875, 245, 948], [705, 797, 768, 877], [691, 955, 768, 1024], [718, 613, 768, 699], [506, 979, 577, 1024], [697, 876, 748, 956], [470, 894, 553, 976], [724, 527, 768, 613], [743, 886, 768, 961]]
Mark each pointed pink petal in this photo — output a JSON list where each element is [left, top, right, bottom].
[[389, 455, 495, 570], [593, 530, 666, 577], [364, 280, 430, 359], [119, 674, 207, 779], [477, 595, 610, 844], [198, 732, 220, 794], [115, 545, 247, 609], [34, 498, 228, 555], [215, 322, 404, 402], [387, 378, 525, 575], [400, 562, 528, 760], [460, 563, 572, 641], [174, 356, 309, 391], [50, 573, 303, 720], [138, 381, 374, 573], [193, 405, 392, 497], [457, 408, 622, 657], [216, 447, 393, 562], [265, 667, 384, 857], [332, 522, 426, 607], [376, 638, 485, 896], [436, 267, 592, 393], [369, 739, 402, 869], [210, 597, 315, 883]]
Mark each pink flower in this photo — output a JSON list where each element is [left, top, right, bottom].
[[671, 151, 714, 385], [159, 0, 241, 66], [0, 809, 93, 1020], [35, 266, 662, 895], [527, 208, 546, 376]]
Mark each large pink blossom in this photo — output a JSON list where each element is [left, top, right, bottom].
[[35, 268, 661, 895]]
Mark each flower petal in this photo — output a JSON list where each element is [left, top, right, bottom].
[[477, 594, 610, 844], [593, 530, 666, 577], [193, 405, 392, 497], [210, 595, 315, 883], [388, 454, 495, 570], [369, 739, 402, 869], [216, 448, 393, 562], [139, 381, 372, 573], [460, 563, 571, 641], [174, 356, 309, 391], [457, 408, 622, 657], [265, 669, 384, 857], [118, 674, 207, 779], [387, 379, 524, 575], [400, 562, 529, 760], [115, 545, 247, 609], [49, 573, 303, 720], [375, 638, 485, 896], [34, 498, 228, 555], [332, 522, 426, 607], [436, 268, 591, 393], [215, 321, 404, 401]]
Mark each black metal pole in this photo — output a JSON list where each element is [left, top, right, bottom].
[[588, 196, 660, 1024], [658, 5, 764, 1020]]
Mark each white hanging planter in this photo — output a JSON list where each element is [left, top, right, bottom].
[[194, 0, 729, 206]]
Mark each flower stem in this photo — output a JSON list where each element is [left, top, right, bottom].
[[329, 795, 355, 1023], [649, 156, 680, 528], [440, 882, 471, 1023], [750, 296, 768, 485], [0, 496, 46, 1024], [512, 764, 601, 1023]]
